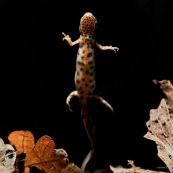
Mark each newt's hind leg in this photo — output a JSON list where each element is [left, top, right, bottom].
[[92, 95, 114, 112], [66, 90, 78, 112]]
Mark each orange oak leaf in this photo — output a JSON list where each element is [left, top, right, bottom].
[[24, 135, 69, 173], [8, 130, 69, 173], [8, 130, 35, 155]]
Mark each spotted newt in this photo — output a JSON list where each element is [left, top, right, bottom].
[[62, 12, 119, 172]]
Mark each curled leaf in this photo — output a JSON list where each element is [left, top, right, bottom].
[[55, 148, 69, 169], [0, 138, 16, 173]]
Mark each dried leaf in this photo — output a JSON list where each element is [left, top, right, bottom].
[[61, 162, 83, 173], [24, 135, 69, 173], [153, 79, 173, 109], [109, 160, 169, 173], [55, 149, 69, 169], [144, 98, 173, 172], [0, 138, 16, 173], [8, 131, 69, 173], [8, 130, 35, 155]]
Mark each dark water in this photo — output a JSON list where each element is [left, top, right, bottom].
[[0, 0, 172, 172]]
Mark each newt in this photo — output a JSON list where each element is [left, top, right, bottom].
[[62, 12, 119, 172]]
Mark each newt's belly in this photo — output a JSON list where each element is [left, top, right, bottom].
[[74, 62, 96, 105], [75, 42, 96, 103], [75, 63, 95, 92]]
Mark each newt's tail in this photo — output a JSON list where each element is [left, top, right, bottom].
[[81, 148, 94, 172], [80, 107, 95, 172], [66, 91, 113, 172]]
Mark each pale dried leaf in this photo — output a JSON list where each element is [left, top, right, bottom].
[[144, 98, 173, 172], [0, 138, 16, 173], [109, 160, 169, 173], [55, 149, 69, 168], [153, 79, 173, 109]]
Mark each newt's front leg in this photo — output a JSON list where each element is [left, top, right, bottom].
[[96, 42, 119, 53], [62, 32, 80, 46]]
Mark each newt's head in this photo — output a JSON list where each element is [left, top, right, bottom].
[[79, 12, 97, 35]]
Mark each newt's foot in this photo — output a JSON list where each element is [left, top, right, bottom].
[[107, 46, 119, 53], [66, 90, 78, 112], [62, 32, 72, 42], [112, 46, 119, 53], [92, 95, 114, 112]]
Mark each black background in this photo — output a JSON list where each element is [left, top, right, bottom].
[[0, 0, 173, 172]]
